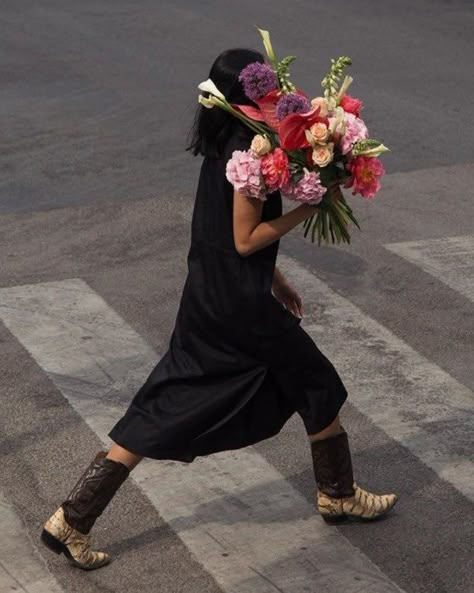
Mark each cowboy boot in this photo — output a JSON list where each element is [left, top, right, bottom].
[[41, 451, 130, 570], [310, 427, 398, 523]]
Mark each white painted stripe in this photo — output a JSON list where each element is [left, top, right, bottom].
[[384, 234, 474, 301], [278, 253, 474, 501], [0, 491, 64, 593], [0, 278, 405, 593]]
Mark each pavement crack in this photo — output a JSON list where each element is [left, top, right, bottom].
[[248, 565, 286, 593]]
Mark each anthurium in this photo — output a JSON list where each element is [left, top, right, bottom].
[[230, 103, 266, 122], [279, 105, 329, 150], [254, 89, 282, 131]]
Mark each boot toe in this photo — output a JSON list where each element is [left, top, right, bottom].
[[347, 486, 399, 520], [42, 506, 112, 570], [71, 550, 111, 570]]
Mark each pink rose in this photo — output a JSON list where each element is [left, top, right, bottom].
[[312, 143, 334, 167], [343, 155, 385, 199], [340, 94, 363, 117], [310, 96, 329, 117], [261, 148, 290, 191], [250, 134, 272, 156], [309, 122, 330, 144]]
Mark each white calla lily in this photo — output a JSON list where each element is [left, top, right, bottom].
[[197, 78, 226, 101], [329, 106, 346, 135], [256, 26, 277, 65], [198, 94, 215, 108], [354, 143, 390, 157], [337, 75, 353, 103]]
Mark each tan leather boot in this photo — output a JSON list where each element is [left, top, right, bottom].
[[310, 427, 398, 523], [41, 451, 130, 569]]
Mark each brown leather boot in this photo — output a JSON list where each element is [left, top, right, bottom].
[[41, 451, 130, 570], [310, 427, 398, 523]]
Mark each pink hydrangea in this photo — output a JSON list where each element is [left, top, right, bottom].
[[225, 149, 267, 200], [281, 168, 326, 205], [343, 155, 385, 199], [331, 112, 368, 155]]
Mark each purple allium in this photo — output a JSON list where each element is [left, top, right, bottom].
[[238, 62, 278, 101], [276, 93, 311, 120]]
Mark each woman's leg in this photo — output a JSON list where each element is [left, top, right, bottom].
[[106, 443, 144, 471], [41, 444, 138, 570], [308, 416, 398, 522], [307, 414, 342, 442]]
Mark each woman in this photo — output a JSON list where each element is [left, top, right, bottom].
[[41, 47, 398, 571]]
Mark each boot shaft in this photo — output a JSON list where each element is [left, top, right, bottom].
[[310, 428, 356, 498], [62, 451, 130, 534]]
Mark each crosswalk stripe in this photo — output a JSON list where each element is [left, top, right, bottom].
[[0, 491, 64, 593], [0, 278, 405, 593], [278, 253, 473, 501], [384, 234, 474, 302]]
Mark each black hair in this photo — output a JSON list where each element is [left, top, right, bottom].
[[186, 48, 265, 159]]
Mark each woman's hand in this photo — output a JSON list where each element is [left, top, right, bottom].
[[272, 279, 304, 319]]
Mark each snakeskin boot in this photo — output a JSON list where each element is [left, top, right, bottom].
[[41, 451, 130, 570], [310, 427, 398, 523]]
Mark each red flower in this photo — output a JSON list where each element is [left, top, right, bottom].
[[340, 94, 363, 118], [343, 156, 385, 199], [254, 88, 281, 130], [230, 103, 265, 122], [253, 88, 310, 131], [279, 105, 329, 150], [261, 148, 290, 190]]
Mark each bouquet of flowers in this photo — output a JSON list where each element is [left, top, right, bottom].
[[197, 27, 389, 245]]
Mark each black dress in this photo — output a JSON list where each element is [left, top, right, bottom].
[[108, 126, 348, 463]]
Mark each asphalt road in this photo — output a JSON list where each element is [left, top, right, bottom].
[[0, 2, 473, 593]]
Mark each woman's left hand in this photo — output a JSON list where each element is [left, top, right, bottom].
[[272, 281, 304, 319]]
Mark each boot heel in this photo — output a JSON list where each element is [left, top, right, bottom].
[[41, 529, 67, 555], [321, 513, 346, 524]]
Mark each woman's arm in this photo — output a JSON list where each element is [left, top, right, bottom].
[[272, 265, 304, 318], [233, 195, 318, 257], [233, 181, 342, 257]]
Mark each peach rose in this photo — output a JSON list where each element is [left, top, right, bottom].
[[309, 122, 330, 145], [310, 96, 329, 117], [312, 143, 334, 167], [250, 134, 272, 157]]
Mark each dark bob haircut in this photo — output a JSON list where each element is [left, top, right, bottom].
[[186, 48, 265, 159]]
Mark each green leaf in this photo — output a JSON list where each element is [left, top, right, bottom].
[[328, 216, 335, 243], [322, 210, 329, 244]]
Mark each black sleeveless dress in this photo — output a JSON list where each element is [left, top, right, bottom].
[[108, 127, 348, 462]]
